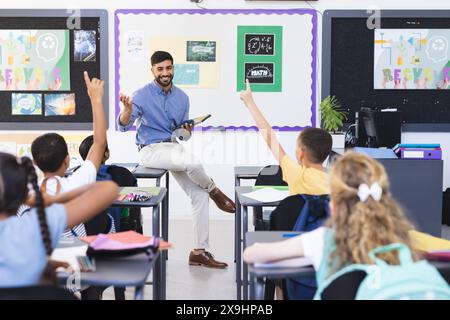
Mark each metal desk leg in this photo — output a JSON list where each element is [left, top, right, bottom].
[[249, 273, 256, 300], [243, 205, 249, 300], [158, 203, 166, 300], [152, 205, 162, 300], [235, 192, 241, 300], [134, 286, 144, 300], [234, 176, 240, 264], [163, 172, 169, 260], [255, 277, 265, 300]]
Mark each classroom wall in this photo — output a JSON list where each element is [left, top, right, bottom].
[[2, 0, 450, 221]]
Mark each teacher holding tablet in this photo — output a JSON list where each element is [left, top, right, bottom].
[[117, 51, 235, 269]]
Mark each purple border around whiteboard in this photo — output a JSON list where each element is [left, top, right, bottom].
[[114, 8, 317, 131]]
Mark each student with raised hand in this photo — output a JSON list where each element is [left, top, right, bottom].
[[244, 152, 417, 297], [30, 71, 110, 238], [239, 79, 332, 195], [0, 153, 118, 288]]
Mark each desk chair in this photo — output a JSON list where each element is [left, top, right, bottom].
[[0, 285, 78, 300], [258, 195, 305, 300], [254, 165, 287, 231], [267, 195, 329, 300]]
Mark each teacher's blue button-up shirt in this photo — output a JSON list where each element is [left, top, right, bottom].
[[117, 81, 189, 145]]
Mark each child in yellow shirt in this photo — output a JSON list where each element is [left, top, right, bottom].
[[240, 79, 332, 195]]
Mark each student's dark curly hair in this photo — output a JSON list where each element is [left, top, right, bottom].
[[0, 152, 56, 283], [31, 133, 68, 173]]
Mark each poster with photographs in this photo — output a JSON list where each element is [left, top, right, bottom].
[[11, 93, 42, 115], [74, 30, 97, 62], [44, 93, 76, 116]]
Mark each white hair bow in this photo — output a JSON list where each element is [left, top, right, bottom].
[[357, 183, 382, 202]]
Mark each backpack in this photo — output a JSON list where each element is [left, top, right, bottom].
[[101, 165, 142, 233], [316, 243, 450, 300], [286, 195, 330, 300], [95, 165, 124, 232]]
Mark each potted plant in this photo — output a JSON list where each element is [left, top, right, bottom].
[[319, 95, 348, 148]]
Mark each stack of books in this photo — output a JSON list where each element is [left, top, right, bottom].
[[393, 143, 442, 159], [425, 250, 450, 262]]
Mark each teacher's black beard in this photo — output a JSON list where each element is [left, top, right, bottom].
[[156, 74, 173, 88]]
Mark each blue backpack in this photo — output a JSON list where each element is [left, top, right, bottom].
[[316, 243, 450, 300], [286, 194, 330, 300], [97, 165, 122, 231]]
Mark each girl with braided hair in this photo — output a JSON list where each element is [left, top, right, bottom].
[[0, 152, 118, 287]]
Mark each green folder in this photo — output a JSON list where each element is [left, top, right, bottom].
[[119, 187, 161, 196], [253, 185, 290, 191]]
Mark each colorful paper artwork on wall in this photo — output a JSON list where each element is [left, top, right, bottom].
[[150, 37, 220, 88], [374, 29, 450, 89], [44, 93, 75, 116], [74, 30, 96, 62], [237, 26, 283, 92], [186, 41, 216, 62], [174, 64, 200, 85], [124, 32, 144, 61], [0, 30, 71, 91], [11, 93, 42, 115]]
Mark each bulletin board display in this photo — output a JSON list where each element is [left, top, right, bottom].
[[115, 9, 317, 130], [0, 9, 108, 130], [322, 10, 450, 132]]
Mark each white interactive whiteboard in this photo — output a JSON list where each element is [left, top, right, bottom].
[[114, 9, 317, 131]]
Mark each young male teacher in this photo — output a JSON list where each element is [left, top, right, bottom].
[[118, 51, 235, 268]]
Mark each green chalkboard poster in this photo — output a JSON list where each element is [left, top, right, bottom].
[[237, 25, 282, 92]]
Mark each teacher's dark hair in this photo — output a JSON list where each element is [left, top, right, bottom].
[[151, 51, 174, 65]]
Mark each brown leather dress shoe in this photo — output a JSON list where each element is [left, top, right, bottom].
[[209, 187, 236, 213], [189, 250, 228, 269]]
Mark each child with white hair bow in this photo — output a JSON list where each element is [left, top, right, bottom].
[[244, 151, 417, 296]]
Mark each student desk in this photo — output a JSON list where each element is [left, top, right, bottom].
[[376, 159, 443, 237], [236, 158, 445, 237], [57, 238, 160, 300], [245, 231, 450, 300], [246, 231, 312, 300], [235, 186, 283, 300], [111, 163, 171, 257], [233, 167, 262, 263], [112, 186, 167, 299], [132, 166, 170, 247]]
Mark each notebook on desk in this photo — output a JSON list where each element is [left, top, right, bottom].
[[242, 188, 290, 202], [82, 231, 172, 253]]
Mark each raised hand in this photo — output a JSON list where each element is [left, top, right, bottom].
[[119, 93, 133, 114], [240, 79, 255, 106], [84, 71, 104, 103]]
